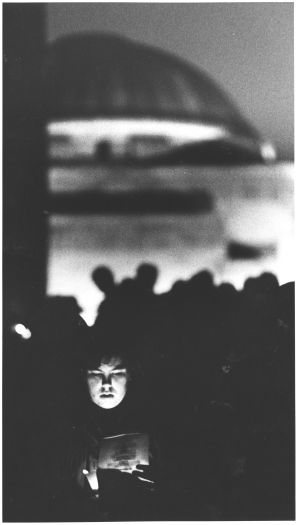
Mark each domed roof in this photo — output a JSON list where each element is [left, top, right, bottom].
[[44, 33, 276, 163], [44, 34, 255, 137]]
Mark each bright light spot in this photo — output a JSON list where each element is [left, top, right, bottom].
[[83, 470, 99, 491], [47, 118, 227, 144], [260, 141, 277, 162], [12, 324, 32, 340]]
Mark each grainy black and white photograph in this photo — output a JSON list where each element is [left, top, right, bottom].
[[3, 2, 295, 521]]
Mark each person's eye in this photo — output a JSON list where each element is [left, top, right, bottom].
[[112, 371, 126, 377], [88, 370, 102, 376]]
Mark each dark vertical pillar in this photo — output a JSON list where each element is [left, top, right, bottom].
[[3, 3, 47, 325], [3, 8, 47, 519]]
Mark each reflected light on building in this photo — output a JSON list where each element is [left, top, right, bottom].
[[260, 141, 277, 163], [48, 118, 228, 160]]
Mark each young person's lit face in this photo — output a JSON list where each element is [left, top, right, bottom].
[[87, 356, 129, 409]]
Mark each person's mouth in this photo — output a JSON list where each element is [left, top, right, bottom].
[[100, 392, 114, 397]]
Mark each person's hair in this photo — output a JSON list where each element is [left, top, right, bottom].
[[81, 329, 142, 380]]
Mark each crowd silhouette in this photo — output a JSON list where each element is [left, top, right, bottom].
[[3, 264, 295, 521]]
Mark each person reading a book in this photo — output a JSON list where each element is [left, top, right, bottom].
[[49, 335, 160, 521], [83, 346, 158, 483]]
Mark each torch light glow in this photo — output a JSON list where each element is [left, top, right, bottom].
[[83, 469, 99, 491]]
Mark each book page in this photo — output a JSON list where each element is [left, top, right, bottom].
[[97, 432, 150, 473]]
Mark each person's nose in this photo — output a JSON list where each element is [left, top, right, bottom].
[[102, 375, 112, 389]]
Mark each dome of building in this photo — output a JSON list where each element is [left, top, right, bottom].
[[44, 33, 275, 163]]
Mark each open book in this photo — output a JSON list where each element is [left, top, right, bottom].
[[85, 433, 150, 490], [97, 432, 149, 473]]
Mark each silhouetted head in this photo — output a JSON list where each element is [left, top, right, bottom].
[[217, 282, 237, 301], [171, 279, 186, 293], [136, 263, 158, 291], [119, 277, 138, 293], [189, 270, 213, 292], [92, 266, 115, 295], [258, 272, 279, 294], [243, 276, 258, 294]]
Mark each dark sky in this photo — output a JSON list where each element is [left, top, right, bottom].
[[47, 3, 294, 160]]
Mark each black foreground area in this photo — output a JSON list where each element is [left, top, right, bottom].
[[3, 269, 295, 521]]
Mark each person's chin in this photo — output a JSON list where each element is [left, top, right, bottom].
[[98, 395, 119, 409]]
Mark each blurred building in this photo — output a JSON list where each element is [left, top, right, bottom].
[[45, 33, 275, 164], [43, 33, 293, 325]]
